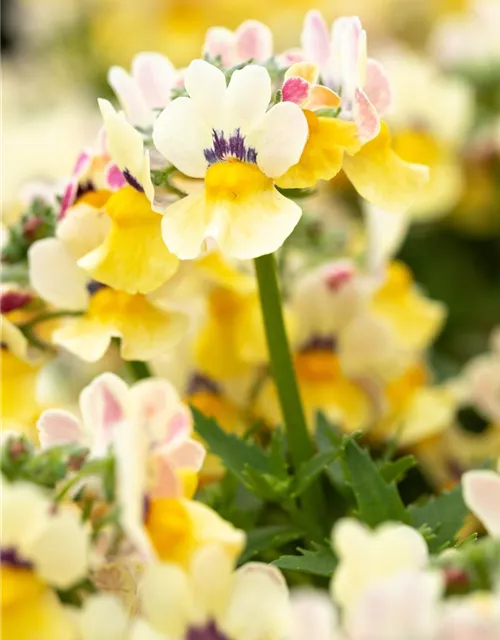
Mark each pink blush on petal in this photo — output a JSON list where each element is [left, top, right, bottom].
[[149, 455, 180, 499], [105, 163, 127, 190], [282, 77, 310, 105], [73, 151, 92, 179], [166, 411, 191, 444], [59, 180, 78, 219], [354, 88, 380, 144], [37, 410, 84, 449], [324, 265, 355, 291]]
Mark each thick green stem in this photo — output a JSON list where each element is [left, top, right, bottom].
[[254, 253, 325, 535]]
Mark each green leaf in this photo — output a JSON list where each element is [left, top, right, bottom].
[[379, 455, 417, 484], [241, 465, 291, 501], [344, 438, 410, 527], [239, 525, 303, 564], [291, 449, 339, 498], [267, 428, 289, 479], [192, 407, 270, 484], [409, 484, 468, 552], [273, 546, 337, 577]]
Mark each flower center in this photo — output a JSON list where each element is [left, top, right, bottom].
[[295, 348, 341, 382], [205, 160, 272, 203], [186, 621, 231, 640], [204, 129, 257, 166], [144, 497, 194, 565]]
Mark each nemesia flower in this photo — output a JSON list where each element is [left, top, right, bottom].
[[29, 237, 188, 362], [153, 59, 308, 259], [203, 19, 273, 67], [108, 52, 176, 127], [1, 479, 89, 639], [277, 62, 360, 189], [462, 462, 500, 538], [77, 547, 290, 640], [300, 11, 428, 213], [438, 592, 500, 640], [331, 518, 429, 611], [38, 371, 205, 499], [289, 589, 340, 640]]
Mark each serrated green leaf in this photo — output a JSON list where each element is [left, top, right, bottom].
[[409, 484, 468, 552], [192, 407, 269, 484], [267, 428, 288, 479], [291, 449, 339, 498], [239, 525, 303, 564], [242, 465, 291, 501], [379, 455, 417, 484], [272, 547, 337, 577], [344, 439, 410, 527]]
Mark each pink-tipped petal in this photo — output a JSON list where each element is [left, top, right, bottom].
[[307, 85, 341, 110], [166, 438, 206, 471], [59, 180, 78, 220], [203, 26, 234, 67], [301, 10, 331, 69], [235, 20, 273, 62], [37, 410, 85, 449], [105, 163, 127, 190], [132, 52, 175, 109], [148, 453, 180, 498], [463, 470, 500, 537], [282, 77, 310, 105], [354, 88, 380, 144], [107, 66, 152, 128], [73, 151, 93, 178], [364, 58, 393, 116]]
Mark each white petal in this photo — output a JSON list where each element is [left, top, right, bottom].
[[108, 66, 152, 128], [52, 321, 114, 362], [1, 481, 50, 549], [235, 20, 273, 62], [332, 518, 371, 558], [184, 59, 227, 129], [364, 202, 409, 274], [463, 470, 500, 537], [301, 10, 331, 70], [37, 409, 85, 449], [224, 64, 271, 134], [249, 101, 308, 177], [203, 26, 235, 67], [57, 202, 112, 260], [153, 98, 211, 178], [28, 238, 89, 311], [132, 52, 175, 109], [29, 509, 89, 589], [78, 594, 130, 640], [189, 544, 233, 620], [289, 589, 339, 640], [161, 190, 209, 259]]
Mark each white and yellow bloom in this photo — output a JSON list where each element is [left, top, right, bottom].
[[331, 518, 429, 612], [463, 461, 500, 538], [1, 479, 89, 639], [77, 546, 290, 640], [153, 59, 308, 259]]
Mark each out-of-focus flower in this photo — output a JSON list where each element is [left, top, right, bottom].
[[331, 518, 429, 611], [289, 589, 340, 640], [1, 479, 89, 639], [77, 548, 290, 640], [153, 60, 308, 259], [462, 462, 500, 538], [380, 48, 474, 220], [38, 372, 205, 499], [203, 19, 273, 67], [438, 591, 500, 640], [108, 52, 176, 128]]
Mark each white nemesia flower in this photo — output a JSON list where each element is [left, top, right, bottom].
[[1, 479, 89, 589], [462, 463, 500, 538], [331, 518, 429, 611], [153, 59, 308, 260]]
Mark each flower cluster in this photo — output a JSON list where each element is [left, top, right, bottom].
[[2, 7, 500, 640]]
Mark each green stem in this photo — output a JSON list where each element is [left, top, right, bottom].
[[19, 310, 83, 330], [126, 360, 152, 381], [254, 253, 325, 535]]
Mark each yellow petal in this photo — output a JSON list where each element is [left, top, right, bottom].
[[343, 123, 429, 213], [196, 251, 255, 294], [145, 497, 194, 565], [284, 62, 318, 84], [307, 85, 341, 110], [276, 111, 359, 189], [78, 186, 179, 294], [1, 351, 41, 434]]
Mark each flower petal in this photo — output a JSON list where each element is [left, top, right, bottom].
[[131, 52, 175, 109], [52, 319, 114, 362], [153, 97, 212, 179], [108, 66, 152, 128], [37, 410, 85, 449], [290, 589, 339, 640], [224, 64, 271, 134], [463, 470, 500, 537], [343, 123, 429, 213], [282, 77, 311, 106], [248, 101, 308, 178], [203, 26, 235, 67], [307, 85, 341, 110], [28, 238, 89, 311], [148, 452, 181, 499], [77, 187, 179, 295], [56, 201, 112, 260], [354, 88, 380, 143], [284, 62, 318, 85], [301, 10, 331, 70], [161, 190, 209, 260], [364, 58, 393, 116], [166, 439, 206, 471], [235, 20, 273, 62], [184, 59, 227, 129]]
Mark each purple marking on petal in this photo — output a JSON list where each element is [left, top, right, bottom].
[[76, 180, 96, 200], [1, 547, 33, 569], [123, 169, 144, 193], [86, 281, 108, 296], [301, 335, 336, 352], [0, 291, 32, 314], [187, 373, 220, 396], [105, 163, 127, 190], [204, 129, 258, 166], [187, 621, 230, 640]]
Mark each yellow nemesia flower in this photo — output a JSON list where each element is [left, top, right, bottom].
[[78, 186, 179, 295]]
